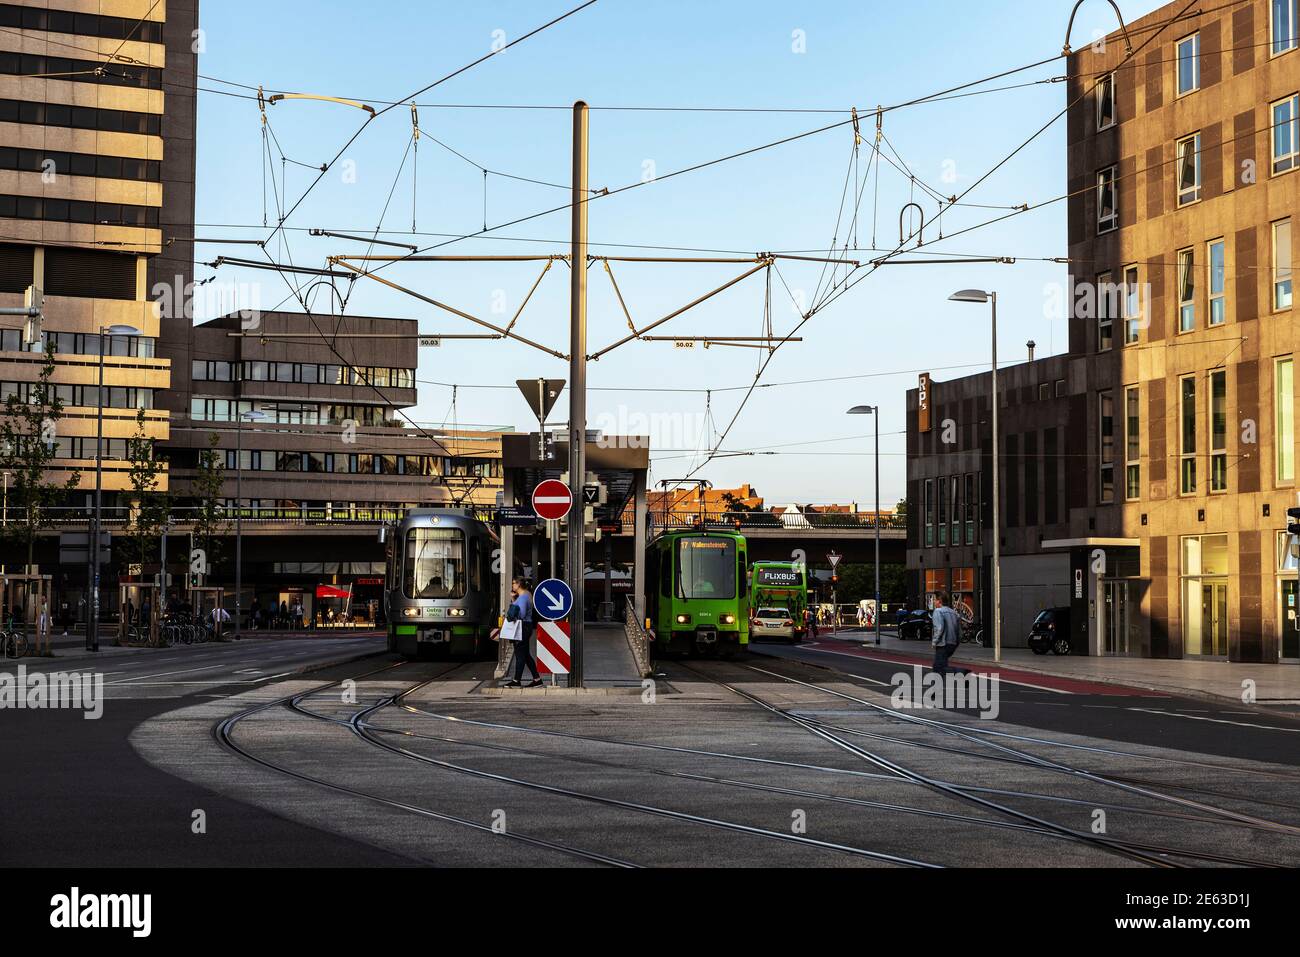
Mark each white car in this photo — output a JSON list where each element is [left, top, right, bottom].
[[751, 607, 797, 641]]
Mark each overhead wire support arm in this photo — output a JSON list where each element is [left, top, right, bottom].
[[310, 229, 418, 253], [504, 259, 556, 335], [588, 259, 773, 361], [268, 92, 376, 115], [329, 257, 568, 360]]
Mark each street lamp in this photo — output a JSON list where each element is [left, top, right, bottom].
[[88, 324, 142, 653], [847, 405, 882, 646], [234, 409, 267, 640], [948, 289, 1002, 663]]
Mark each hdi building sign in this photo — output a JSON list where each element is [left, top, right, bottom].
[[918, 373, 933, 433]]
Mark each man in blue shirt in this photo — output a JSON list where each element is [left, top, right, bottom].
[[931, 591, 970, 677], [503, 578, 543, 688]]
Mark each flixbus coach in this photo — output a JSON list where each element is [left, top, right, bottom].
[[750, 561, 808, 641], [646, 530, 749, 658]]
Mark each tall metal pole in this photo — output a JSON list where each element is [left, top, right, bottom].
[[567, 100, 589, 686], [88, 331, 105, 652], [235, 413, 244, 640], [874, 407, 881, 646], [991, 293, 1002, 663]]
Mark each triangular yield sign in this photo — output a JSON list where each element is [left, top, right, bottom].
[[517, 379, 566, 422]]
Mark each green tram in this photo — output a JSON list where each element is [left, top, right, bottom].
[[646, 529, 750, 657], [750, 561, 809, 639]]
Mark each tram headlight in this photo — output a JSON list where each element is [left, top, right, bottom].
[[721, 614, 736, 625], [402, 608, 420, 618], [449, 608, 466, 618], [676, 614, 691, 625]]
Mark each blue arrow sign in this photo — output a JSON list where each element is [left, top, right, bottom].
[[534, 579, 574, 622]]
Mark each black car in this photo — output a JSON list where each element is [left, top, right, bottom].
[[897, 609, 933, 641], [1028, 607, 1072, 655]]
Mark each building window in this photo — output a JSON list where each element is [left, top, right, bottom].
[[1125, 385, 1141, 501], [1276, 219, 1294, 310], [1210, 370, 1228, 493], [950, 476, 961, 547], [1279, 357, 1296, 484], [1097, 271, 1114, 351], [1097, 166, 1118, 233], [1181, 376, 1198, 495], [964, 473, 976, 545], [1176, 33, 1200, 96], [1208, 239, 1226, 326], [1274, 0, 1299, 56], [924, 479, 934, 547], [1097, 72, 1116, 130], [1176, 133, 1201, 205], [1181, 534, 1229, 657], [1177, 247, 1196, 332], [1273, 95, 1300, 175], [1099, 390, 1115, 504], [1123, 265, 1142, 344], [937, 475, 948, 547]]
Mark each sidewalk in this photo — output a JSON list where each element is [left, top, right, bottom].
[[27, 629, 384, 659], [803, 629, 1300, 705]]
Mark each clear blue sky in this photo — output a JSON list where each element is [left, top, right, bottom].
[[193, 0, 1165, 506]]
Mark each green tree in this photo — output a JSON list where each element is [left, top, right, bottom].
[[720, 492, 763, 514], [190, 432, 228, 579], [0, 344, 80, 570], [835, 562, 906, 606], [124, 409, 169, 571]]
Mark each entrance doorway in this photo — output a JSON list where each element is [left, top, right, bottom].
[[1103, 581, 1131, 656], [1199, 582, 1229, 657], [1282, 580, 1299, 662]]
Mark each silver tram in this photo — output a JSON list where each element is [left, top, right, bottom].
[[384, 508, 500, 659]]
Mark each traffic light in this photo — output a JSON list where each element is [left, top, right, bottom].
[[190, 572, 201, 588], [1289, 507, 1300, 538]]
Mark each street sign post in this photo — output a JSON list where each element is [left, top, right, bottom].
[[496, 506, 539, 527], [534, 578, 574, 621], [535, 620, 572, 676], [532, 480, 573, 522]]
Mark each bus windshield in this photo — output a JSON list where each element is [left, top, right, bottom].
[[404, 528, 466, 599], [676, 538, 736, 600]]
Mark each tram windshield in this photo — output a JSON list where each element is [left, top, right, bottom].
[[676, 538, 736, 600], [404, 528, 467, 599]]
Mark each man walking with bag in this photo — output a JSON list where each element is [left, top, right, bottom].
[[931, 591, 970, 677], [501, 578, 543, 689]]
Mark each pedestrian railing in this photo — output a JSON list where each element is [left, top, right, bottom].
[[649, 510, 907, 532]]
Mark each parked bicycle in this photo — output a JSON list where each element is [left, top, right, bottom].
[[1, 626, 28, 659]]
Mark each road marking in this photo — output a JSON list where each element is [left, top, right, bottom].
[[793, 644, 1073, 694], [1128, 707, 1300, 733]]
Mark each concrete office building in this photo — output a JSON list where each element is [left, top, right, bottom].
[[0, 0, 197, 495]]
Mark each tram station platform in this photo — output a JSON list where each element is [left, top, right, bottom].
[[501, 622, 643, 690]]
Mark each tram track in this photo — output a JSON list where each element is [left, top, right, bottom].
[[682, 660, 1295, 867], [388, 692, 1287, 833], [287, 673, 942, 868], [739, 662, 1300, 837], [213, 660, 638, 868]]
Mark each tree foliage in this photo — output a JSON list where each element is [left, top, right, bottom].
[[0, 344, 79, 569]]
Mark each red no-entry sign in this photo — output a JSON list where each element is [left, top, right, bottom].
[[532, 480, 573, 521]]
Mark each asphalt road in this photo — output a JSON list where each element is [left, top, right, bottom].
[[0, 637, 416, 867], [746, 639, 1300, 767]]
